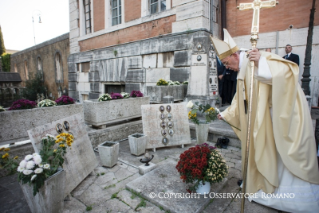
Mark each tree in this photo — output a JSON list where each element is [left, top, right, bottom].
[[22, 72, 48, 101], [1, 53, 10, 72], [0, 26, 5, 56]]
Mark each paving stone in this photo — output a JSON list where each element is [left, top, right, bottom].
[[95, 172, 116, 186], [118, 163, 128, 169], [224, 197, 279, 213], [108, 163, 121, 173], [71, 175, 97, 197], [117, 190, 142, 209], [230, 159, 242, 164], [77, 183, 111, 206], [94, 166, 109, 174], [228, 168, 242, 179], [127, 166, 139, 173], [114, 167, 135, 182], [226, 162, 235, 168], [100, 198, 131, 212], [137, 200, 165, 213], [62, 197, 86, 213]]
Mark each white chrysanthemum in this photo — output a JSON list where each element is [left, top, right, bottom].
[[17, 166, 24, 172], [23, 169, 33, 175], [38, 163, 44, 168], [43, 164, 50, 169], [26, 160, 35, 169], [33, 155, 42, 165], [25, 154, 33, 161], [186, 101, 194, 109], [31, 175, 37, 181], [19, 160, 27, 168], [34, 168, 43, 174], [32, 153, 39, 157]]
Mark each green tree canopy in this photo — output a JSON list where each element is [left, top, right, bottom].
[[0, 26, 6, 56], [22, 72, 48, 101]]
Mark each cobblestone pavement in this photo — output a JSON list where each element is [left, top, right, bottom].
[[1, 140, 280, 213]]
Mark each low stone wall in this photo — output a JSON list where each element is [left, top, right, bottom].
[[0, 104, 83, 145], [83, 97, 149, 126], [146, 85, 187, 103]]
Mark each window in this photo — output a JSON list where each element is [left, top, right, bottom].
[[14, 64, 17, 73], [76, 62, 90, 72], [55, 52, 62, 82], [37, 57, 42, 71], [83, 0, 92, 34], [112, 0, 122, 26], [150, 0, 166, 14]]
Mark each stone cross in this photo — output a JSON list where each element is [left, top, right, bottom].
[[237, 1, 279, 213]]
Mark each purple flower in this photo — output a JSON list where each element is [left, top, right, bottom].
[[130, 90, 144, 97], [110, 93, 123, 99], [8, 99, 36, 110], [55, 96, 75, 105]]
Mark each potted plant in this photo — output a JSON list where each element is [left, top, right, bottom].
[[8, 99, 37, 110], [130, 90, 144, 98], [186, 101, 219, 144], [176, 143, 228, 194], [55, 95, 75, 105], [98, 141, 119, 167], [38, 99, 57, 107], [120, 92, 130, 99], [128, 133, 147, 156], [98, 93, 112, 101], [17, 133, 74, 213]]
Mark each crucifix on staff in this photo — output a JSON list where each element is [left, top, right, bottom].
[[210, 0, 319, 212]]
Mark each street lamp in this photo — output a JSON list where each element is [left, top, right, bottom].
[[32, 10, 42, 45]]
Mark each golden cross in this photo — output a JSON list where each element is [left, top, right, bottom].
[[237, 0, 278, 47], [237, 1, 278, 213]]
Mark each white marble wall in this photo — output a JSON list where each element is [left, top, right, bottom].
[[233, 26, 319, 106]]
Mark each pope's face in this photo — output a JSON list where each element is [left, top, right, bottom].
[[221, 54, 240, 71]]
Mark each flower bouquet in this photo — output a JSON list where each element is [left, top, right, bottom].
[[38, 99, 57, 107], [130, 90, 144, 97], [176, 143, 228, 192], [8, 99, 37, 110], [156, 78, 168, 86], [186, 101, 219, 125], [55, 95, 75, 105], [98, 93, 112, 101], [17, 133, 74, 196], [120, 92, 130, 99], [111, 93, 123, 99]]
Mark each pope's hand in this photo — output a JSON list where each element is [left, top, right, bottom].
[[218, 75, 223, 80], [217, 114, 223, 120], [248, 48, 261, 68]]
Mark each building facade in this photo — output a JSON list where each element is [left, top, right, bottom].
[[68, 0, 222, 103], [10, 33, 70, 100]]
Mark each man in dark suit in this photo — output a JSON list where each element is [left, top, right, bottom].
[[283, 44, 300, 66]]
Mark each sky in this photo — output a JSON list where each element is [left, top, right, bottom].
[[0, 0, 70, 51]]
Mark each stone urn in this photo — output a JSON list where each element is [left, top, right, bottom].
[[195, 122, 210, 144], [128, 133, 147, 156], [98, 141, 119, 167], [20, 168, 66, 213]]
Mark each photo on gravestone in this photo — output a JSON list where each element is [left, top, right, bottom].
[[142, 103, 191, 149], [27, 113, 98, 198]]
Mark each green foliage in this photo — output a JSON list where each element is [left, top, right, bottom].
[[111, 192, 118, 199], [186, 101, 219, 125], [0, 26, 5, 56], [22, 72, 47, 101], [114, 50, 118, 57], [0, 148, 19, 175], [135, 198, 146, 211], [86, 206, 92, 211], [1, 53, 10, 72]]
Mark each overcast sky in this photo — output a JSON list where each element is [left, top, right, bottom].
[[0, 0, 69, 51]]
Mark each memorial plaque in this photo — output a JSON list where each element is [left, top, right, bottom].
[[28, 113, 98, 198], [142, 103, 191, 149], [191, 54, 207, 66]]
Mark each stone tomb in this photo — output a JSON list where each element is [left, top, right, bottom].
[[27, 113, 98, 198], [141, 103, 191, 150]]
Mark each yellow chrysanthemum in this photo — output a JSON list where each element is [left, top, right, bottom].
[[53, 149, 57, 152], [14, 156, 19, 159], [59, 144, 65, 148], [4, 148, 10, 152], [55, 140, 60, 144], [2, 153, 9, 159], [0, 147, 4, 151], [56, 135, 61, 138]]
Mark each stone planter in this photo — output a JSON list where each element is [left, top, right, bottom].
[[128, 133, 147, 156], [98, 141, 119, 167], [83, 97, 150, 126], [146, 85, 186, 103], [20, 168, 66, 213], [195, 123, 210, 144], [0, 104, 83, 145]]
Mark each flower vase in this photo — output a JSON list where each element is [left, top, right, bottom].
[[20, 168, 66, 213], [195, 123, 210, 144], [98, 141, 119, 167], [128, 133, 147, 156], [196, 181, 211, 195]]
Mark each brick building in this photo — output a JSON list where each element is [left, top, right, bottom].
[[10, 33, 70, 100], [68, 0, 222, 103], [68, 0, 319, 105]]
